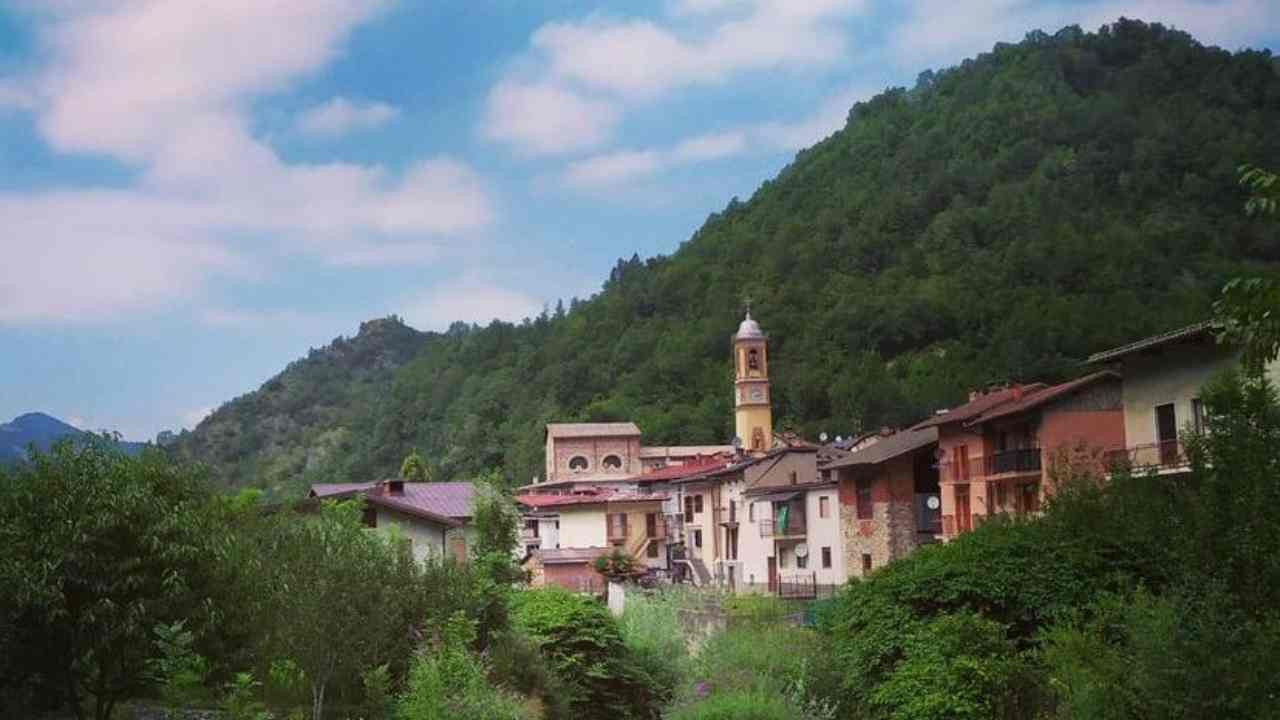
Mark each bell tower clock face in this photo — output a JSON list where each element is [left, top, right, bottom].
[[749, 387, 765, 402]]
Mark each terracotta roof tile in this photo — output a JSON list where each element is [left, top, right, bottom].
[[912, 383, 1048, 429], [545, 422, 641, 438], [965, 371, 1120, 426]]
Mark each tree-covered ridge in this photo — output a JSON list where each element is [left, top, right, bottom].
[[183, 19, 1280, 490], [172, 316, 431, 491]]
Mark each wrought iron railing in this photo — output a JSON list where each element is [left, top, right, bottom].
[[1105, 441, 1187, 471], [982, 448, 1042, 476], [759, 513, 807, 537]]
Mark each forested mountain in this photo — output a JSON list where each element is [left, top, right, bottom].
[[0, 412, 145, 464], [178, 19, 1280, 492], [171, 317, 430, 490]]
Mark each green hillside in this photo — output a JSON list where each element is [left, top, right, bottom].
[[179, 19, 1280, 492]]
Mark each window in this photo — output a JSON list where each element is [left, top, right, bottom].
[[1019, 482, 1040, 514], [602, 454, 623, 470], [821, 546, 832, 569], [524, 519, 539, 538], [693, 495, 704, 514], [645, 512, 659, 538], [684, 495, 694, 520], [748, 502, 754, 522], [752, 427, 765, 450], [727, 527, 739, 560], [693, 529, 703, 548], [819, 496, 830, 519], [1156, 403, 1179, 466], [779, 549, 788, 568], [955, 484, 972, 533], [1192, 398, 1205, 435], [789, 470, 798, 485], [748, 348, 760, 371], [952, 446, 970, 482], [568, 455, 589, 471], [646, 541, 659, 558], [855, 477, 873, 520], [608, 513, 627, 539], [797, 551, 808, 569], [862, 553, 873, 575], [729, 499, 737, 523]]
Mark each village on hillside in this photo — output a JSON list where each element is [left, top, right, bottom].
[[310, 311, 1280, 602]]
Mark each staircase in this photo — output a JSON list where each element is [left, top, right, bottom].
[[689, 557, 713, 586]]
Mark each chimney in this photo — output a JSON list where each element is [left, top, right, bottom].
[[880, 426, 893, 437], [388, 479, 405, 496], [969, 390, 980, 402], [1012, 385, 1025, 401]]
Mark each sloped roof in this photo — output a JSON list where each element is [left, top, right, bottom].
[[310, 482, 376, 498], [639, 444, 734, 458], [1086, 321, 1216, 364], [631, 458, 731, 483], [308, 481, 475, 524], [969, 371, 1120, 426], [515, 489, 667, 509], [824, 426, 938, 470], [546, 422, 642, 439], [912, 384, 1048, 429]]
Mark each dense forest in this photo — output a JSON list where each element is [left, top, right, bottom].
[[174, 19, 1280, 492]]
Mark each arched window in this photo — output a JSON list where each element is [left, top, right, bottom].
[[568, 456, 589, 472], [747, 348, 760, 372], [751, 427, 766, 451], [602, 455, 623, 471]]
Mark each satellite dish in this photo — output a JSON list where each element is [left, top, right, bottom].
[[732, 435, 743, 450], [926, 496, 941, 510], [794, 543, 809, 558], [819, 432, 829, 443]]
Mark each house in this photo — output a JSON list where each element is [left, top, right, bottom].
[[914, 372, 1125, 540], [669, 443, 847, 596], [1087, 321, 1280, 473], [308, 480, 475, 563], [825, 426, 941, 578], [515, 489, 669, 593]]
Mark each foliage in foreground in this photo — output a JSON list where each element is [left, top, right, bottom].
[[817, 371, 1280, 720], [394, 614, 529, 720]]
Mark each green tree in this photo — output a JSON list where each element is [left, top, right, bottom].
[[258, 500, 422, 720], [400, 448, 432, 482], [0, 441, 218, 720], [1215, 165, 1280, 372]]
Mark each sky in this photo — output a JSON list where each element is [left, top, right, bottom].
[[0, 1, 1277, 441]]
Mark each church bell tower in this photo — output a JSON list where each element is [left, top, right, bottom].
[[732, 310, 773, 453]]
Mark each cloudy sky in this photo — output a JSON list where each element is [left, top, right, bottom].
[[1, 0, 1277, 440]]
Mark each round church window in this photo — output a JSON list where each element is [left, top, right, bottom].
[[568, 456, 589, 472], [602, 455, 623, 470]]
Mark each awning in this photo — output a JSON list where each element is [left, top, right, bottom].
[[749, 490, 802, 503]]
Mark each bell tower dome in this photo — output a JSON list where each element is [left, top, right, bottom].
[[732, 310, 773, 453]]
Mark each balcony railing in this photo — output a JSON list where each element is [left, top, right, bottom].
[[759, 512, 807, 538], [982, 448, 1042, 477], [1105, 441, 1188, 472]]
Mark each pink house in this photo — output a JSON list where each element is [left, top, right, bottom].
[[917, 372, 1125, 540]]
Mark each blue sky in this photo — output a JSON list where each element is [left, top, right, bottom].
[[1, 0, 1277, 440]]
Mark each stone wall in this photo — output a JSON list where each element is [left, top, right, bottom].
[[838, 455, 922, 577]]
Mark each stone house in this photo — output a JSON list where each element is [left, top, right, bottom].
[[826, 426, 940, 578]]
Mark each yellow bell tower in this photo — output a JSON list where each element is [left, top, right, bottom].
[[732, 310, 772, 453]]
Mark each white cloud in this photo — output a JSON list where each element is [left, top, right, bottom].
[[485, 0, 867, 156], [297, 96, 399, 136], [531, 1, 866, 99], [402, 279, 542, 331], [0, 1, 495, 324], [483, 80, 621, 156], [563, 85, 873, 190]]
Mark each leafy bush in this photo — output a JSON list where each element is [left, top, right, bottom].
[[486, 630, 572, 718], [510, 587, 656, 720], [666, 690, 802, 720], [395, 614, 529, 720], [618, 588, 692, 706]]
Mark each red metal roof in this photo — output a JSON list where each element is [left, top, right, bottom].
[[515, 488, 668, 509], [912, 383, 1049, 429], [631, 457, 731, 483], [964, 371, 1120, 426]]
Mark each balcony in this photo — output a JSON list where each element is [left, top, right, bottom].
[[520, 528, 541, 545], [981, 448, 1042, 477], [759, 512, 807, 538], [1105, 441, 1188, 473]]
